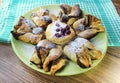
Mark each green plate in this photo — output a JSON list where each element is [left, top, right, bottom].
[[11, 5, 108, 76]]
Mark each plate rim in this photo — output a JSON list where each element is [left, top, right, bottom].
[[11, 4, 108, 76]]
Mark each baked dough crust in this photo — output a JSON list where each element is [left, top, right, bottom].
[[45, 21, 75, 45]]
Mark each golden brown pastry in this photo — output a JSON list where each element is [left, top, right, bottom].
[[76, 45, 92, 68], [64, 37, 102, 68], [31, 7, 49, 18], [43, 47, 62, 72], [88, 49, 102, 60], [31, 15, 52, 28], [73, 14, 105, 32], [67, 18, 77, 26], [50, 14, 58, 21], [18, 33, 43, 44], [91, 21, 105, 32], [30, 39, 56, 67], [73, 18, 85, 31], [68, 4, 82, 18], [45, 21, 75, 45], [31, 8, 52, 28], [59, 4, 82, 25], [16, 23, 32, 33], [50, 57, 66, 76], [84, 14, 101, 27], [30, 49, 41, 65], [72, 14, 105, 39], [60, 4, 72, 14], [11, 31, 43, 44], [14, 16, 36, 33], [58, 11, 69, 23], [77, 29, 98, 39]]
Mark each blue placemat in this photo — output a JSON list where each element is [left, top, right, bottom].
[[0, 0, 120, 46]]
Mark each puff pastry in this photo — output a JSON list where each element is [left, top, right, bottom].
[[77, 29, 98, 39], [31, 8, 52, 28], [68, 4, 82, 18], [31, 7, 49, 17], [60, 4, 72, 14], [14, 16, 36, 33], [11, 4, 105, 75], [43, 47, 62, 72], [58, 11, 69, 23], [50, 57, 66, 76], [11, 31, 43, 44], [45, 21, 75, 45], [30, 39, 56, 67], [64, 37, 102, 68], [31, 15, 52, 28]]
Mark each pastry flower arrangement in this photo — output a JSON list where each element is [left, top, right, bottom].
[[11, 4, 105, 76]]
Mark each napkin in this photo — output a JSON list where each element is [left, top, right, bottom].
[[0, 0, 120, 46]]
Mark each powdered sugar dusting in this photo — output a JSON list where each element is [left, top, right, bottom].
[[69, 37, 88, 53], [22, 18, 35, 29], [32, 27, 43, 34], [37, 40, 56, 49], [46, 41, 56, 49]]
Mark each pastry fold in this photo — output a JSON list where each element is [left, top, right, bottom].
[[77, 29, 98, 39], [72, 14, 105, 39], [11, 31, 43, 44], [64, 37, 102, 68], [60, 4, 72, 14], [14, 16, 36, 33], [43, 47, 62, 72], [68, 4, 82, 18], [31, 43, 66, 75], [50, 57, 66, 76], [31, 8, 52, 28], [59, 4, 82, 25], [30, 39, 56, 67]]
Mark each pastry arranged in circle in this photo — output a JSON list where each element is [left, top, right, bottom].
[[45, 21, 75, 44], [11, 4, 106, 76]]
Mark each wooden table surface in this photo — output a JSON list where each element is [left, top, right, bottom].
[[0, 0, 120, 83]]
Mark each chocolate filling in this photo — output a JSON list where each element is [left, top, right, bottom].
[[35, 46, 50, 68], [61, 14, 69, 22], [11, 31, 25, 40], [76, 54, 91, 68], [35, 46, 43, 68], [17, 22, 22, 26], [59, 11, 69, 23]]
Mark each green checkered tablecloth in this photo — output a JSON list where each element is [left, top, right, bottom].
[[0, 0, 120, 46]]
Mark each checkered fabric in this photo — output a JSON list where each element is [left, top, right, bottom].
[[0, 0, 120, 46]]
